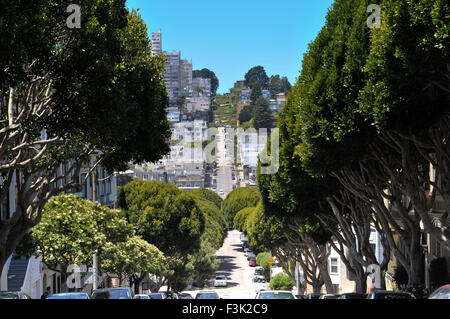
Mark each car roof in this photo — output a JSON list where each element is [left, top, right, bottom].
[[259, 290, 293, 293]]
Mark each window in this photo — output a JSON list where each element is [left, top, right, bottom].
[[330, 258, 339, 274]]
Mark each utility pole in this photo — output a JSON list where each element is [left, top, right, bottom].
[[92, 169, 98, 291]]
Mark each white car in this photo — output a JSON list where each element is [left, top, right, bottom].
[[214, 275, 228, 287], [255, 290, 296, 299]]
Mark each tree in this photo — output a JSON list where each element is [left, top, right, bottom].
[[221, 187, 261, 225], [192, 68, 219, 96], [268, 75, 282, 99], [238, 105, 254, 124], [99, 235, 165, 293], [244, 66, 269, 89], [280, 76, 292, 94], [119, 180, 205, 256], [270, 272, 294, 291], [0, 3, 171, 273], [250, 81, 262, 104], [31, 194, 133, 287], [188, 240, 220, 288], [253, 96, 273, 130]]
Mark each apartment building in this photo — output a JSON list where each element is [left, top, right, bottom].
[[193, 77, 212, 97], [151, 30, 162, 56]]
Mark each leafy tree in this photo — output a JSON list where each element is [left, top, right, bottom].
[[250, 81, 262, 104], [221, 187, 261, 225], [238, 105, 254, 124], [269, 75, 282, 98], [31, 194, 133, 285], [233, 207, 256, 233], [280, 76, 292, 94], [99, 235, 165, 293], [0, 2, 171, 272], [245, 66, 269, 89], [189, 188, 223, 210], [188, 240, 220, 288], [119, 180, 205, 256], [253, 96, 274, 130], [270, 272, 294, 291], [192, 68, 219, 96]]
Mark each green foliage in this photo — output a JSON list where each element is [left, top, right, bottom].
[[238, 105, 254, 123], [250, 82, 262, 104], [32, 194, 133, 274], [99, 235, 165, 281], [256, 252, 273, 271], [120, 180, 205, 255], [189, 188, 223, 209], [246, 204, 287, 253], [252, 96, 274, 130], [270, 272, 294, 291], [245, 66, 269, 89], [221, 187, 261, 225], [233, 207, 256, 232], [188, 240, 220, 288], [193, 68, 219, 96], [269, 75, 291, 98]]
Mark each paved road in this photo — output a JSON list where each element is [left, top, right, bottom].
[[183, 230, 268, 299], [216, 127, 234, 199]]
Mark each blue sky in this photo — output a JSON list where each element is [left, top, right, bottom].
[[126, 0, 334, 94]]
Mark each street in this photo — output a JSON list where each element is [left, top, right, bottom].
[[183, 230, 268, 299], [216, 127, 234, 199]]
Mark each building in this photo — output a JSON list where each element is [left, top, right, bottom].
[[180, 59, 193, 95], [0, 162, 117, 297], [167, 107, 181, 123], [193, 77, 211, 97], [186, 97, 210, 113], [234, 80, 246, 89], [151, 30, 162, 56], [162, 50, 182, 100], [276, 92, 286, 112]]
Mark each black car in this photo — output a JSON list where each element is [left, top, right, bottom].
[[366, 290, 415, 299], [306, 293, 322, 299], [91, 287, 133, 299], [339, 292, 368, 299], [0, 291, 32, 299]]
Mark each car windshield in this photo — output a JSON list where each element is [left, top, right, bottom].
[[92, 289, 131, 299], [377, 293, 413, 299], [258, 292, 295, 299], [148, 293, 163, 299], [197, 293, 218, 299], [216, 276, 226, 280], [429, 287, 450, 299], [47, 293, 89, 299], [0, 292, 19, 299]]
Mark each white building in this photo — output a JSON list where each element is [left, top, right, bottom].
[[186, 97, 210, 112], [167, 107, 180, 122], [151, 30, 162, 56], [192, 77, 211, 97]]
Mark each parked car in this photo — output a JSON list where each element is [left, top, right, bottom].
[[214, 275, 228, 287], [255, 290, 296, 299], [46, 292, 90, 299], [366, 290, 415, 299], [319, 294, 341, 299], [148, 292, 167, 299], [428, 284, 450, 299], [133, 294, 150, 299], [243, 247, 250, 256], [306, 293, 323, 299], [195, 291, 220, 299], [247, 252, 256, 260], [179, 293, 193, 299], [252, 266, 265, 282], [338, 292, 367, 299], [165, 291, 180, 299], [249, 257, 257, 267], [0, 291, 32, 299], [91, 287, 133, 299]]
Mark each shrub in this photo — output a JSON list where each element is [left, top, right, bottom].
[[270, 273, 293, 291]]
